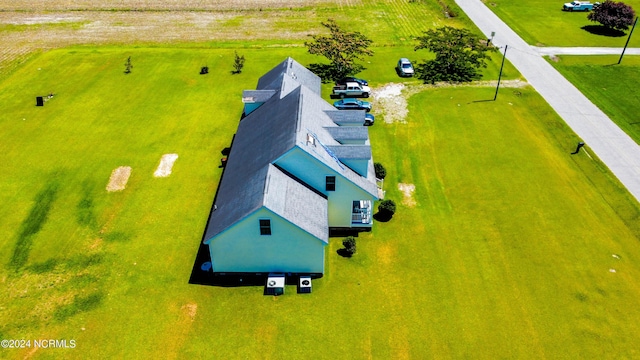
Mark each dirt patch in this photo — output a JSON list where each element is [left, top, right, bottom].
[[398, 183, 416, 207], [6, 15, 84, 25], [181, 303, 197, 321], [0, 0, 337, 11], [89, 237, 103, 250], [372, 83, 407, 124], [372, 80, 529, 124], [23, 346, 39, 359], [106, 166, 131, 192], [154, 153, 178, 177]]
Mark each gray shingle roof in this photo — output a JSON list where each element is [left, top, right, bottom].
[[326, 145, 372, 160], [324, 110, 366, 126], [324, 126, 370, 143], [293, 87, 378, 198], [264, 165, 328, 242], [242, 90, 277, 103], [204, 164, 328, 242], [256, 57, 321, 97]]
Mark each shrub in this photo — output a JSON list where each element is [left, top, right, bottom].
[[342, 236, 356, 257], [378, 199, 396, 216], [232, 52, 245, 74], [124, 56, 133, 74], [374, 162, 387, 180]]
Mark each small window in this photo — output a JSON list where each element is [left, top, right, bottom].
[[259, 219, 271, 235], [326, 176, 336, 191]]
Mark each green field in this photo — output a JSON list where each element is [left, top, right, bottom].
[[1, 45, 640, 358], [550, 55, 640, 144], [487, 0, 640, 47]]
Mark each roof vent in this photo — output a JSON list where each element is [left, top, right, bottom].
[[307, 133, 316, 146]]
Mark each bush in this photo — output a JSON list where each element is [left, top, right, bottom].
[[378, 199, 396, 216], [342, 236, 356, 257], [232, 51, 245, 74], [124, 56, 133, 74], [374, 162, 386, 180]]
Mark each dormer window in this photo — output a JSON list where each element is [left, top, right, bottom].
[[259, 219, 271, 235]]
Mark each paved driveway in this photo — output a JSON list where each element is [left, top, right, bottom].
[[456, 0, 640, 203], [534, 47, 640, 56]]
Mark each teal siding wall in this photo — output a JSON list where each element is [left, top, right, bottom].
[[209, 208, 325, 273]]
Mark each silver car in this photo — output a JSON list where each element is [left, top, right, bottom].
[[396, 58, 414, 77]]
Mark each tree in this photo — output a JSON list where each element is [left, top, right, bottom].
[[232, 51, 245, 74], [305, 19, 374, 81], [588, 0, 636, 31], [124, 56, 133, 74], [414, 26, 496, 84]]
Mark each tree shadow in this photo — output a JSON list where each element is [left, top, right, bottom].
[[307, 63, 367, 83], [337, 248, 353, 258], [307, 63, 338, 83], [329, 228, 363, 237], [373, 211, 393, 223], [581, 25, 626, 37]]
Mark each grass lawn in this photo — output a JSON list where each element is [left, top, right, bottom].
[[487, 0, 640, 47], [1, 46, 640, 358], [550, 55, 640, 145]]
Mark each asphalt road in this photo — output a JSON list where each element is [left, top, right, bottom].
[[456, 0, 640, 203]]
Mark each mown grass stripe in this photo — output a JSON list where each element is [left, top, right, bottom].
[[9, 180, 60, 271]]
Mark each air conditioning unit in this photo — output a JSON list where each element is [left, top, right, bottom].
[[298, 276, 312, 294], [264, 273, 285, 296]]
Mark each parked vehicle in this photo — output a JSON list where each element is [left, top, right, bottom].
[[364, 113, 375, 126], [332, 82, 371, 98], [396, 58, 414, 77], [562, 1, 599, 11], [336, 77, 368, 86], [333, 98, 372, 112]]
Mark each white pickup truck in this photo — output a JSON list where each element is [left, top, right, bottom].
[[563, 1, 599, 11], [332, 82, 371, 98]]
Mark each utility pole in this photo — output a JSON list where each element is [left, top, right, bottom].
[[619, 17, 638, 64], [494, 45, 508, 101]]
